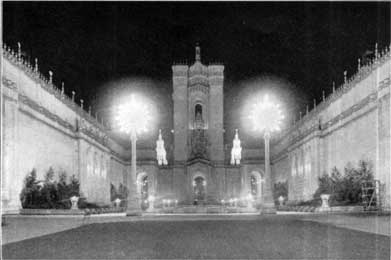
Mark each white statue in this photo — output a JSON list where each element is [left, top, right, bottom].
[[156, 129, 168, 165], [230, 129, 242, 165]]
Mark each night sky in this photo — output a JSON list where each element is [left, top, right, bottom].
[[3, 2, 390, 147]]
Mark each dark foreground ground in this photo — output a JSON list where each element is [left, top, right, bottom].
[[2, 215, 390, 259]]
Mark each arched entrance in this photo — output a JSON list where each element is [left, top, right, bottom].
[[140, 175, 149, 210], [193, 176, 206, 205], [250, 175, 258, 196], [249, 171, 264, 206], [137, 172, 149, 211]]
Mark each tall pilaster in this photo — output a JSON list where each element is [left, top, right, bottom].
[[208, 65, 224, 162], [172, 65, 189, 162], [1, 78, 19, 213], [377, 77, 390, 210]]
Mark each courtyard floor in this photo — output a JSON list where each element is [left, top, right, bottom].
[[2, 213, 390, 259]]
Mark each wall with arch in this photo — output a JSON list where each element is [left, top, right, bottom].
[[271, 50, 390, 208]]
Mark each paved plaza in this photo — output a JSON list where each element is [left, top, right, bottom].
[[2, 214, 390, 259]]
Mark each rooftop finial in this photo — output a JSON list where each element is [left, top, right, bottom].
[[80, 99, 84, 109], [34, 58, 38, 73], [358, 58, 361, 71], [72, 91, 75, 102], [332, 81, 335, 93], [17, 42, 21, 61], [49, 70, 53, 84], [195, 43, 201, 62], [61, 82, 64, 95], [344, 70, 347, 83], [375, 43, 378, 59], [322, 90, 325, 101]]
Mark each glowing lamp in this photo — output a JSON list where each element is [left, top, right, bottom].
[[249, 94, 284, 134], [115, 94, 151, 136]]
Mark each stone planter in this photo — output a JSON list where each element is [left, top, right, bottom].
[[70, 196, 79, 210], [114, 198, 121, 208], [278, 196, 285, 206], [319, 194, 331, 212]]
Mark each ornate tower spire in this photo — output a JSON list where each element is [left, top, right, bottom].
[[195, 43, 201, 62]]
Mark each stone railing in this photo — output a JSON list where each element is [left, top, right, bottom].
[[2, 43, 110, 132], [2, 42, 126, 152], [274, 43, 391, 147]]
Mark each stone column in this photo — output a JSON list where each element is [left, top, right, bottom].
[[262, 131, 276, 213], [126, 131, 141, 216]]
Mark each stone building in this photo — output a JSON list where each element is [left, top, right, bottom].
[[1, 43, 390, 213]]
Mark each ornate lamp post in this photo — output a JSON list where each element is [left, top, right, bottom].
[[115, 94, 151, 215], [249, 94, 284, 213]]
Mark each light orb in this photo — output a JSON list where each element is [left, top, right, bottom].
[[249, 94, 284, 133], [115, 94, 151, 135]]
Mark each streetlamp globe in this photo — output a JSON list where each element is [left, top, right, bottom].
[[249, 94, 284, 133], [115, 94, 151, 216], [115, 94, 151, 136], [249, 94, 284, 214]]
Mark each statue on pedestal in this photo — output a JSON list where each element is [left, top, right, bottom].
[[156, 129, 168, 165], [231, 129, 242, 165]]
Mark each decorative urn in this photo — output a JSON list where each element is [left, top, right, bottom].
[[70, 196, 79, 210]]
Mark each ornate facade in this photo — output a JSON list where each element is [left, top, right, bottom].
[[1, 43, 390, 213]]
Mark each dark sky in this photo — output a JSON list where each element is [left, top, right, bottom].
[[3, 2, 390, 147]]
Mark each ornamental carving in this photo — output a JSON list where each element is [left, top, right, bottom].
[[191, 129, 208, 159]]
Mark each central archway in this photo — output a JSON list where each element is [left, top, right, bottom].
[[249, 171, 264, 206], [137, 172, 149, 211], [192, 175, 206, 205]]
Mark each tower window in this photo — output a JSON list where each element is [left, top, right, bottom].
[[195, 104, 203, 118]]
